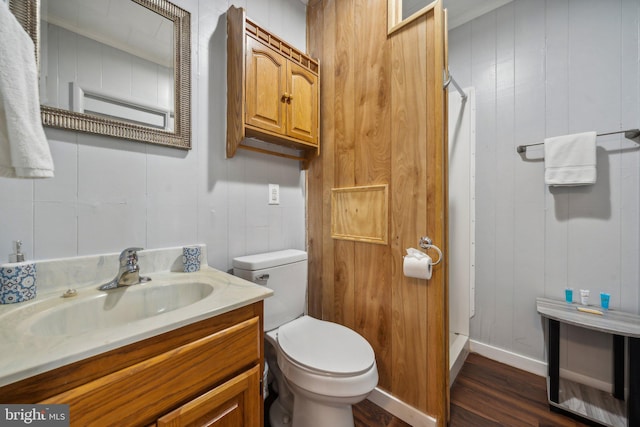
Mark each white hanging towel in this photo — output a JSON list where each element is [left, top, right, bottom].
[[544, 131, 596, 186], [0, 1, 54, 178]]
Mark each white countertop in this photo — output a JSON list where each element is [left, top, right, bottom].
[[536, 297, 640, 338], [0, 266, 272, 388]]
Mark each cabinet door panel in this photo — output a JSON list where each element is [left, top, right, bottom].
[[287, 62, 318, 145], [41, 317, 261, 426], [157, 365, 261, 427], [245, 37, 287, 134]]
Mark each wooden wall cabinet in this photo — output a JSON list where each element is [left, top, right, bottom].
[[0, 303, 264, 427], [227, 6, 320, 169]]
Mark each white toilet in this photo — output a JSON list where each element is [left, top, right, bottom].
[[233, 249, 378, 427]]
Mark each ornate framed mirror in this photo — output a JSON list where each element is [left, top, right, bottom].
[[8, 0, 191, 149]]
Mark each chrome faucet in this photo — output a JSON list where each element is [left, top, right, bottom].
[[99, 247, 151, 291]]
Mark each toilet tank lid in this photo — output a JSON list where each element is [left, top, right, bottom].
[[232, 249, 307, 271]]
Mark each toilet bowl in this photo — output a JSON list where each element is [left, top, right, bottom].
[[266, 316, 378, 427], [232, 250, 379, 427]]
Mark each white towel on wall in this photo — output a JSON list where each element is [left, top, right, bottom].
[[544, 131, 596, 186], [0, 1, 54, 178]]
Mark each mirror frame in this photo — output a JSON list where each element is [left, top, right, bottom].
[[9, 0, 192, 150]]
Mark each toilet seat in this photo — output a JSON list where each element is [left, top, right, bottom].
[[277, 316, 375, 376]]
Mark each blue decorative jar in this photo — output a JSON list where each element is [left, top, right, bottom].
[[0, 262, 36, 304]]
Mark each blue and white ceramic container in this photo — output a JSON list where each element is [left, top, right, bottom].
[[0, 262, 36, 304], [183, 246, 201, 273]]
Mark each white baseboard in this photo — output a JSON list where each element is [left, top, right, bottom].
[[367, 387, 437, 427], [559, 368, 612, 393], [469, 339, 547, 377], [468, 339, 614, 393]]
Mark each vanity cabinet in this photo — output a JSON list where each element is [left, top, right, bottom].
[[0, 303, 264, 427], [227, 6, 320, 169], [156, 365, 260, 426]]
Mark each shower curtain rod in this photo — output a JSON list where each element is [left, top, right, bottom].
[[443, 73, 467, 101], [516, 129, 640, 153]]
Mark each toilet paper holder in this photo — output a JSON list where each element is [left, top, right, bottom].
[[418, 236, 443, 266]]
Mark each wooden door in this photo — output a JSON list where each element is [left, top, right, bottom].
[[306, 0, 448, 424], [389, 4, 448, 421], [245, 36, 287, 135], [287, 61, 319, 145], [157, 366, 261, 427]]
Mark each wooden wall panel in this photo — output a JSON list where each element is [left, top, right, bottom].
[[352, 0, 393, 391], [353, 0, 391, 186], [307, 0, 336, 321], [333, 0, 356, 330], [331, 185, 388, 244], [307, 0, 447, 424], [320, 0, 336, 323], [306, 0, 324, 319]]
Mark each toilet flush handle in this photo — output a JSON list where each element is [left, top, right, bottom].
[[256, 274, 269, 283]]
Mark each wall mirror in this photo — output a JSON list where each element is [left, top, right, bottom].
[[8, 0, 191, 149]]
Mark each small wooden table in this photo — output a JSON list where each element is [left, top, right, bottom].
[[537, 297, 640, 427]]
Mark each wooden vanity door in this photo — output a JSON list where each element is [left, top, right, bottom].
[[245, 36, 287, 136], [156, 365, 261, 427], [287, 62, 319, 145]]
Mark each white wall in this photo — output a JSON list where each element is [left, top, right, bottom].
[[0, 0, 308, 272], [42, 23, 174, 128], [449, 0, 640, 384]]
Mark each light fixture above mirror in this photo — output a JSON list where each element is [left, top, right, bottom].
[[8, 0, 191, 150]]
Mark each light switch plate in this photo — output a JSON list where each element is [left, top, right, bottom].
[[268, 184, 280, 205]]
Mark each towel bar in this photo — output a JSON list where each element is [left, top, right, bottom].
[[516, 129, 640, 154]]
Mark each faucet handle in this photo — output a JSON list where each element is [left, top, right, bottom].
[[119, 247, 143, 264]]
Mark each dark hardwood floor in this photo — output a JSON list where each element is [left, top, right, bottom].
[[267, 353, 590, 426], [449, 353, 589, 427], [352, 353, 590, 427], [354, 398, 412, 427]]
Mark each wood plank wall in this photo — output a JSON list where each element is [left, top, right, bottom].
[[307, 0, 448, 424]]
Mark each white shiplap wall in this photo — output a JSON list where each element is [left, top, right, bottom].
[[0, 0, 308, 272], [449, 0, 640, 384], [42, 23, 173, 118]]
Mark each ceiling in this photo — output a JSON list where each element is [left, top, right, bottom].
[[41, 0, 174, 68], [443, 0, 513, 29]]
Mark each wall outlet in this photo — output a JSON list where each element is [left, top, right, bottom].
[[268, 184, 280, 205]]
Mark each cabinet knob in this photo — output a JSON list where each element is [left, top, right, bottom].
[[281, 93, 289, 103], [287, 95, 293, 104]]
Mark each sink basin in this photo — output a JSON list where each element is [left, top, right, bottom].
[[28, 282, 214, 336], [0, 258, 274, 389]]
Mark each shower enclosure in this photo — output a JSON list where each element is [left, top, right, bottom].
[[448, 86, 475, 384]]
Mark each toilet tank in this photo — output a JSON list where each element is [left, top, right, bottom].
[[232, 249, 308, 331]]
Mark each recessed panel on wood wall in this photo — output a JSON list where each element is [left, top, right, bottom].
[[331, 185, 389, 245]]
